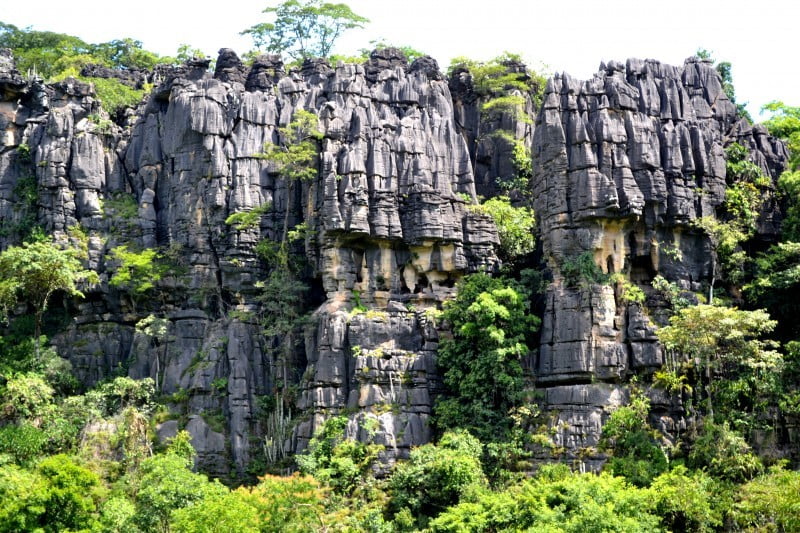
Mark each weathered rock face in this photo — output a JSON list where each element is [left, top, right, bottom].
[[449, 59, 537, 199], [1, 46, 790, 475], [0, 47, 498, 476], [531, 57, 788, 460]]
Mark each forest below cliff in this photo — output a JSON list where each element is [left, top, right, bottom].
[[1, 5, 800, 531]]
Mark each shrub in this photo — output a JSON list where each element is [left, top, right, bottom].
[[296, 416, 382, 496], [85, 77, 146, 115], [430, 465, 660, 532], [389, 430, 486, 525], [560, 251, 609, 288], [732, 466, 800, 532], [469, 196, 535, 261], [600, 389, 668, 487], [688, 422, 763, 482], [650, 466, 722, 532]]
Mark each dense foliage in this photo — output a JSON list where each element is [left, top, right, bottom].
[[434, 273, 539, 441]]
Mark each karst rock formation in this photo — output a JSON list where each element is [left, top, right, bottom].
[[0, 46, 788, 477]]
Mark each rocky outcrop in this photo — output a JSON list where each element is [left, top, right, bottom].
[[0, 47, 498, 476], [1, 45, 790, 475], [449, 58, 538, 199], [531, 57, 787, 461]]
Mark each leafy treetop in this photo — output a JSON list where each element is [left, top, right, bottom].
[[241, 0, 369, 62], [0, 240, 98, 358]]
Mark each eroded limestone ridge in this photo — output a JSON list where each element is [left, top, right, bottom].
[[0, 47, 500, 476], [532, 57, 788, 467], [0, 46, 790, 475]]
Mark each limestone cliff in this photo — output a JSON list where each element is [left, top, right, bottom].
[[0, 47, 500, 477], [532, 57, 788, 465], [0, 47, 789, 476]]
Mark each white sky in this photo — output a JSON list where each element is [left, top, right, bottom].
[[3, 0, 797, 118]]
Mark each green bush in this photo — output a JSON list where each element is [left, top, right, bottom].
[[0, 463, 48, 531], [132, 450, 226, 532], [0, 424, 47, 464], [448, 52, 545, 107], [688, 422, 763, 482], [36, 454, 104, 532], [50, 74, 146, 116], [468, 196, 535, 262], [89, 76, 145, 115], [296, 416, 382, 496], [732, 465, 800, 531], [389, 430, 486, 526], [430, 464, 661, 532], [650, 466, 723, 532], [560, 251, 609, 288], [600, 389, 668, 487]]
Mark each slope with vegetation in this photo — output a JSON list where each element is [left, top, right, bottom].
[[0, 0, 799, 531]]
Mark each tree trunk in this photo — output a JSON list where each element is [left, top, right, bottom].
[[34, 311, 42, 362], [709, 256, 716, 305]]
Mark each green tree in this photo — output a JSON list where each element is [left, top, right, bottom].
[[87, 37, 161, 70], [0, 463, 48, 531], [688, 421, 763, 482], [258, 109, 322, 247], [468, 196, 535, 263], [0, 21, 92, 78], [429, 464, 661, 533], [36, 454, 104, 532], [0, 22, 166, 79], [97, 496, 138, 533], [109, 245, 169, 312], [761, 101, 800, 242], [694, 142, 770, 301], [600, 388, 668, 487], [389, 430, 486, 526], [1, 371, 54, 420], [296, 415, 382, 496], [763, 101, 800, 169], [657, 304, 781, 421], [650, 466, 722, 532], [778, 170, 800, 241], [170, 491, 262, 533], [250, 110, 321, 400], [0, 240, 98, 359], [744, 242, 800, 338], [246, 474, 327, 532], [435, 274, 539, 440], [132, 447, 226, 532], [732, 465, 800, 531], [447, 52, 546, 107], [0, 455, 104, 532], [241, 0, 369, 62]]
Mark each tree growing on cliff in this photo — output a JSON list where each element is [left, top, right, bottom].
[[258, 109, 323, 249], [434, 273, 539, 441], [241, 0, 369, 62], [656, 304, 781, 423], [0, 240, 98, 360]]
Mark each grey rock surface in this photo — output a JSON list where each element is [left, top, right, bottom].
[[531, 57, 787, 466], [0, 48, 789, 475], [0, 48, 497, 475]]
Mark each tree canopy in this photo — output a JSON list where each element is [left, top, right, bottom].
[[0, 240, 97, 358], [241, 0, 369, 61]]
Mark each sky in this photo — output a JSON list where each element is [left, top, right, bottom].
[[3, 0, 797, 118]]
